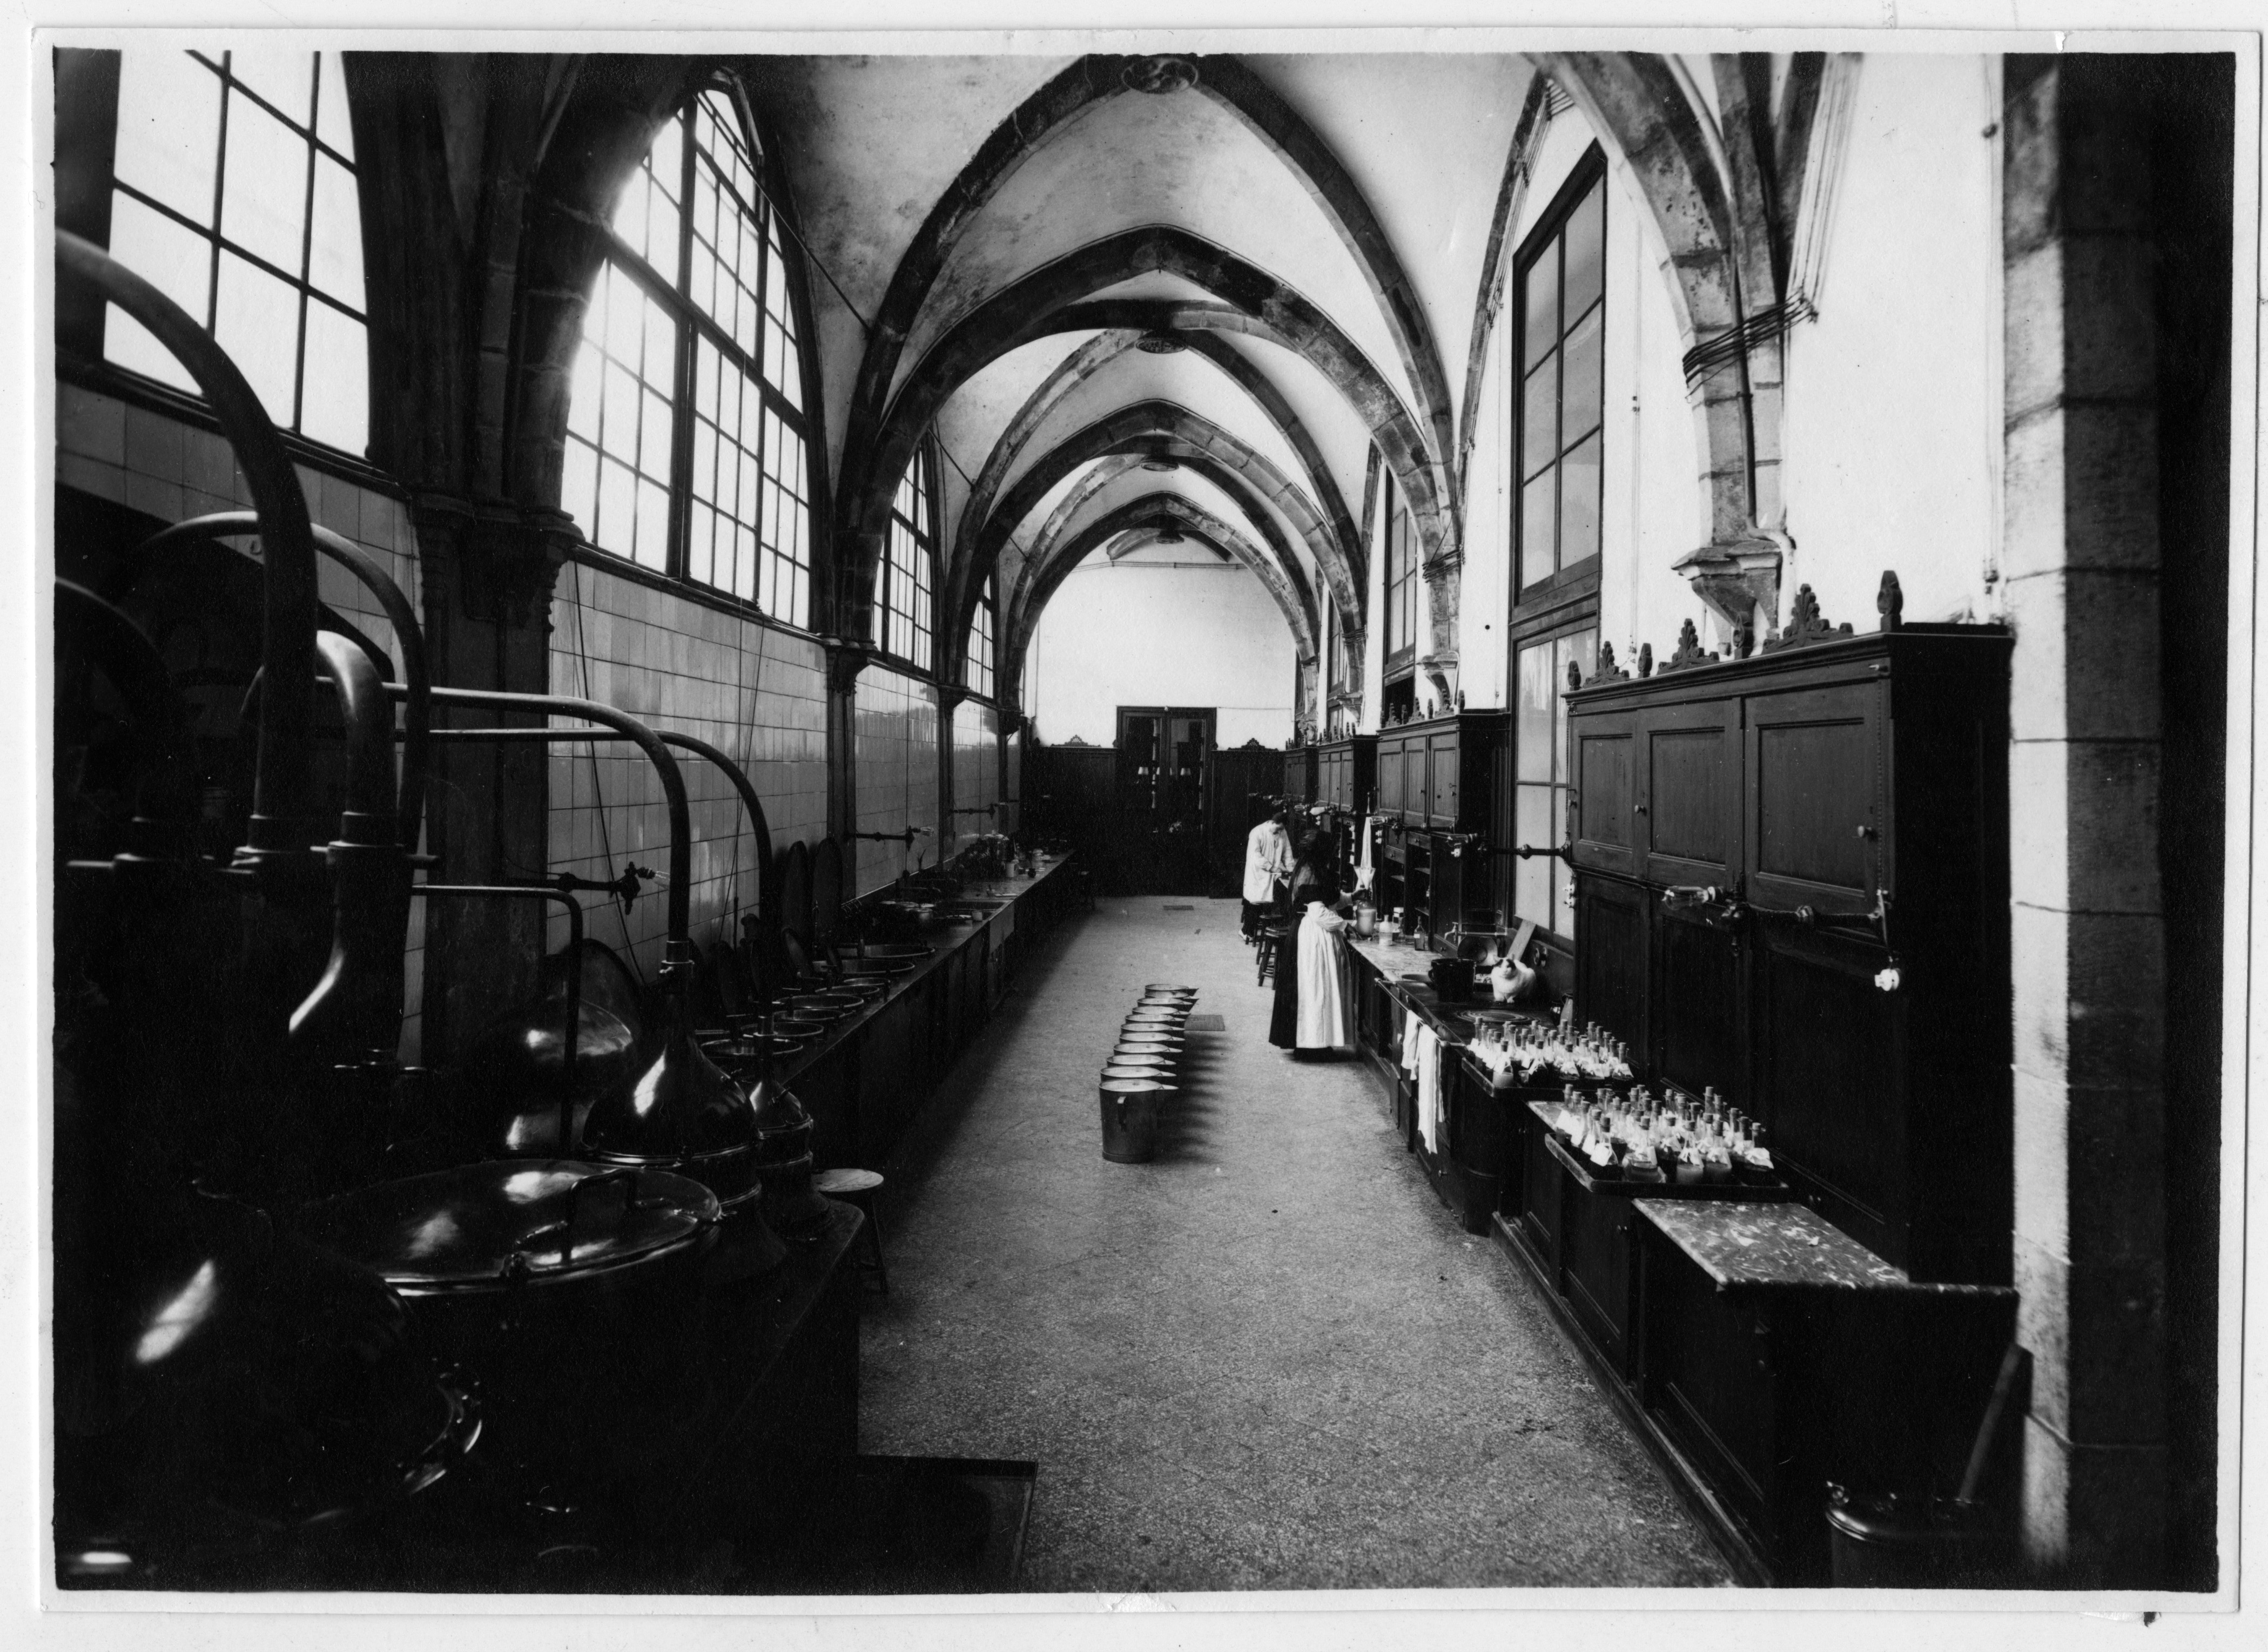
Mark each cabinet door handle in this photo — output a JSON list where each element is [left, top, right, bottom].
[[1854, 824, 1877, 840]]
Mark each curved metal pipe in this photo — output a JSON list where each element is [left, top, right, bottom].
[[290, 635, 409, 1053], [58, 232, 319, 865], [418, 726, 773, 911], [311, 633, 399, 845], [389, 684, 692, 982], [115, 513, 430, 852]]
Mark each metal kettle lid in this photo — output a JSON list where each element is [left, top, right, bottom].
[[301, 1160, 719, 1292]]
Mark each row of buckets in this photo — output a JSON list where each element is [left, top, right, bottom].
[[1098, 985, 1200, 1163]]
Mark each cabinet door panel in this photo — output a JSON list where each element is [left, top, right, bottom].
[[1747, 683, 1884, 913], [1562, 1186, 1636, 1376], [1656, 907, 1744, 1107], [1574, 873, 1649, 1060], [1756, 928, 1906, 1265], [1570, 712, 1637, 876], [1377, 742, 1403, 815], [1641, 699, 1739, 887], [1428, 732, 1461, 828]]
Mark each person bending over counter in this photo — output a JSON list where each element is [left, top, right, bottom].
[[1268, 828, 1356, 1059]]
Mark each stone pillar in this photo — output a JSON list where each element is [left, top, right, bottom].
[[1418, 559, 1461, 708], [2000, 55, 2169, 1587], [938, 685, 967, 855], [413, 495, 573, 1064], [823, 639, 867, 844]]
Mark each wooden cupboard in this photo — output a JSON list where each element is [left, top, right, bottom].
[[1564, 622, 2012, 1284]]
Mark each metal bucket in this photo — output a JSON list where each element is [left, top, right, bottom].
[[1825, 1486, 2003, 1588], [1099, 1079, 1169, 1163]]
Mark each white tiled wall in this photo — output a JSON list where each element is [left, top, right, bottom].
[[547, 559, 829, 976], [853, 664, 940, 897], [947, 697, 1000, 853], [56, 383, 430, 1060]]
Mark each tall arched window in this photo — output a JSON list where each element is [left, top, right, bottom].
[[562, 78, 812, 622], [97, 48, 367, 454], [881, 443, 937, 672], [966, 575, 995, 699]]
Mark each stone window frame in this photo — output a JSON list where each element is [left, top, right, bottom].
[[881, 439, 940, 675], [1511, 144, 1610, 612], [1381, 468, 1419, 680], [965, 574, 997, 702], [561, 74, 816, 625], [90, 48, 369, 458]]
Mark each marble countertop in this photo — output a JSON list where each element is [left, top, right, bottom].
[[1634, 1199, 2013, 1297]]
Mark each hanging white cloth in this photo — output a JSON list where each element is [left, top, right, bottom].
[[1401, 1010, 1443, 1152], [1354, 813, 1376, 896], [1243, 819, 1294, 905], [1295, 900, 1355, 1050]]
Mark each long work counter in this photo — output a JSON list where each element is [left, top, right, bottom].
[[783, 853, 1085, 1172], [1337, 935, 2020, 1587]]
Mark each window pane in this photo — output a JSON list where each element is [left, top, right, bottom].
[[315, 52, 354, 160], [1521, 245, 1558, 364], [1559, 430, 1603, 568], [298, 301, 366, 455], [597, 457, 635, 559], [1515, 785, 1553, 923], [1519, 471, 1556, 589], [561, 437, 598, 534], [306, 152, 363, 306], [104, 192, 211, 390], [220, 90, 310, 275], [1563, 180, 1605, 323], [1562, 304, 1603, 448], [635, 479, 671, 571], [1520, 354, 1558, 480], [227, 48, 314, 127], [1516, 640, 1556, 781], [213, 251, 299, 426], [113, 52, 220, 221]]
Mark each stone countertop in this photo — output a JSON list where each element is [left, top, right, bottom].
[[1345, 934, 1550, 1050], [1634, 1199, 2014, 1297]]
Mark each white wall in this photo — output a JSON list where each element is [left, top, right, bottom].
[[1780, 54, 2002, 629], [1025, 556, 1295, 749]]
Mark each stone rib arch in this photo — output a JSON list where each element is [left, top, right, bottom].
[[951, 399, 1337, 685], [1000, 493, 1318, 722], [837, 52, 1457, 583], [844, 226, 1436, 655], [942, 323, 1363, 689]]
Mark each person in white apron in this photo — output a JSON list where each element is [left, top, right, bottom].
[[1268, 832, 1355, 1057]]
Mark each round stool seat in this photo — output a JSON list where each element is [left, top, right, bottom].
[[814, 1168, 884, 1198]]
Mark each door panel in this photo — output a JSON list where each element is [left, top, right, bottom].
[[1747, 683, 1884, 913], [1640, 699, 1739, 887], [1574, 873, 1649, 1060], [1570, 711, 1637, 876], [1655, 907, 1744, 1107], [1755, 927, 1904, 1260], [1428, 731, 1461, 828]]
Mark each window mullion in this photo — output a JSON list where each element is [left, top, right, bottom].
[[290, 55, 319, 432], [663, 111, 697, 583]]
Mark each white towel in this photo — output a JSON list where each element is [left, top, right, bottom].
[[1402, 1013, 1443, 1155]]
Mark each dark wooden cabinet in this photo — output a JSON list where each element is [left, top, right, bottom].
[[1315, 734, 1376, 811], [1282, 744, 1317, 804], [1565, 625, 2011, 1284], [1375, 710, 1507, 832]]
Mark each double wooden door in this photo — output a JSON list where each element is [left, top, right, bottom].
[[1115, 706, 1215, 895]]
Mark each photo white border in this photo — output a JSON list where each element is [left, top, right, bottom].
[[6, 3, 2262, 1648]]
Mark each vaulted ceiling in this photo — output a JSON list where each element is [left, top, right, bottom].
[[742, 51, 1539, 698]]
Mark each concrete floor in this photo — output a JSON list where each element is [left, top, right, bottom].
[[857, 896, 1735, 1593]]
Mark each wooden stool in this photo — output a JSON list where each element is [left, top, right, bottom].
[[1256, 921, 1295, 988], [813, 1168, 890, 1295]]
